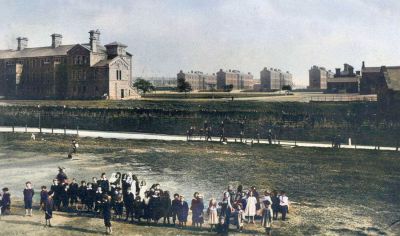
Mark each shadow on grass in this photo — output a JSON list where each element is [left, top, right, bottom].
[[1, 219, 100, 234]]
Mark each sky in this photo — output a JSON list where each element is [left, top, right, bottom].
[[1, 0, 400, 87]]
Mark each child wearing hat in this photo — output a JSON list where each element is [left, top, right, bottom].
[[1, 188, 11, 215]]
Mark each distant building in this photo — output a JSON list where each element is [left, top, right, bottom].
[[260, 67, 293, 91], [308, 65, 333, 90], [216, 69, 254, 90], [177, 70, 216, 91], [0, 30, 138, 100], [378, 66, 400, 109], [360, 61, 383, 95], [327, 64, 360, 93], [140, 77, 177, 90]]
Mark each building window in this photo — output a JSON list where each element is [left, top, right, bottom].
[[116, 70, 122, 80]]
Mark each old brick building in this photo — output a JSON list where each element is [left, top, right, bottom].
[[0, 30, 138, 100], [308, 65, 333, 90], [260, 67, 293, 91], [327, 64, 360, 93], [177, 70, 216, 91], [216, 69, 254, 90]]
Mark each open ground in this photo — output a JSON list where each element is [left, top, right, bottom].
[[0, 133, 399, 235]]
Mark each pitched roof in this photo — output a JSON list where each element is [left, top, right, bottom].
[[0, 44, 76, 59], [383, 66, 400, 91], [92, 59, 112, 67], [0, 43, 108, 60], [105, 41, 127, 47]]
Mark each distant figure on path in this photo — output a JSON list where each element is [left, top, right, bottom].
[[31, 133, 36, 141], [206, 126, 212, 141], [268, 129, 273, 145]]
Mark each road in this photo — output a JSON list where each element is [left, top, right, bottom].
[[0, 126, 397, 151]]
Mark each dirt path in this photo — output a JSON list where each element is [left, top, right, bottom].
[[0, 126, 398, 152]]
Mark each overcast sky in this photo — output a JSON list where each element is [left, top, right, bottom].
[[1, 0, 400, 86]]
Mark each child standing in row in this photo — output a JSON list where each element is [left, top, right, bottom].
[[45, 191, 54, 227], [23, 182, 34, 216], [207, 198, 218, 231], [40, 186, 48, 211], [1, 188, 11, 215], [261, 200, 273, 235], [177, 195, 189, 228]]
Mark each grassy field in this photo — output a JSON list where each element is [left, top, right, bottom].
[[142, 91, 289, 99], [0, 133, 399, 235]]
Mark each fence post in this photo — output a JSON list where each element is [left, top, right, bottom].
[[76, 126, 79, 136], [12, 125, 14, 133], [64, 126, 66, 135], [25, 125, 27, 133]]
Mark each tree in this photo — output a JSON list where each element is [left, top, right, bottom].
[[224, 84, 234, 92], [177, 77, 192, 94], [133, 78, 155, 94], [282, 85, 292, 91]]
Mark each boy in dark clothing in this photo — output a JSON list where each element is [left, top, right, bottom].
[[1, 188, 11, 215], [50, 179, 59, 210], [45, 191, 54, 227], [216, 217, 228, 236], [177, 195, 189, 228], [23, 181, 34, 216], [124, 188, 135, 222], [86, 183, 95, 212], [171, 193, 180, 225], [77, 181, 87, 211], [102, 195, 113, 235], [68, 178, 79, 208], [94, 187, 103, 216], [133, 196, 144, 223], [113, 187, 124, 220], [56, 167, 68, 184], [40, 186, 49, 211], [60, 184, 69, 211], [99, 173, 110, 194]]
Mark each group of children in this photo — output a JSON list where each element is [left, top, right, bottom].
[[212, 185, 289, 235], [0, 169, 289, 235]]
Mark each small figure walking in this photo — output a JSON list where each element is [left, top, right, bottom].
[[268, 129, 273, 145], [45, 191, 54, 227], [23, 182, 34, 216]]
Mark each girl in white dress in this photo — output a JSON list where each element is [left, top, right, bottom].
[[244, 191, 257, 223]]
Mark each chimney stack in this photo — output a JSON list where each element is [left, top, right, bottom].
[[51, 33, 62, 48], [335, 68, 341, 76], [17, 37, 28, 51], [89, 29, 101, 53]]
